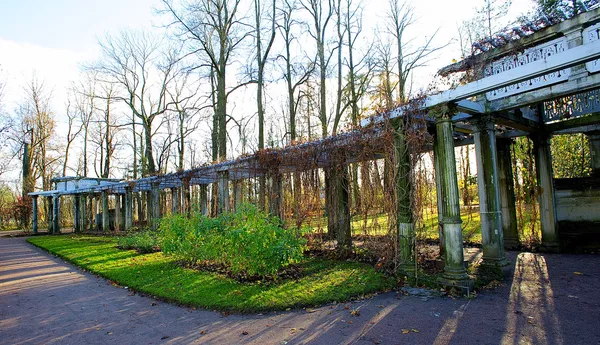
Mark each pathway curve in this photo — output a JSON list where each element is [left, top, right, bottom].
[[1, 237, 599, 345]]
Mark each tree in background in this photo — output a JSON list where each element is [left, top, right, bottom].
[[534, 0, 598, 18], [93, 30, 179, 176]]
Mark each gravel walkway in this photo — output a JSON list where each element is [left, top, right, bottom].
[[1, 237, 599, 345]]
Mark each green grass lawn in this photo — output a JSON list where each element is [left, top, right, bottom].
[[28, 235, 396, 313]]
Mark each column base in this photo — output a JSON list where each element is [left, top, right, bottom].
[[503, 237, 521, 250], [540, 241, 560, 253], [438, 274, 474, 295], [481, 256, 510, 269]]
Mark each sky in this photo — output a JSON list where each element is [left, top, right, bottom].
[[0, 0, 535, 183]]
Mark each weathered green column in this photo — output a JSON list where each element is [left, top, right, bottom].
[[497, 138, 520, 249], [171, 187, 180, 214], [74, 195, 81, 233], [233, 180, 243, 210], [433, 135, 445, 259], [394, 119, 415, 273], [268, 172, 283, 220], [52, 194, 60, 234], [102, 191, 109, 232], [199, 184, 208, 216], [432, 105, 472, 287], [46, 196, 53, 233], [151, 182, 161, 230], [125, 187, 133, 230], [473, 116, 509, 267], [32, 195, 38, 234], [589, 132, 600, 178], [326, 163, 352, 251], [80, 194, 87, 233], [217, 171, 229, 214], [182, 179, 191, 216], [114, 194, 121, 233], [533, 134, 560, 252]]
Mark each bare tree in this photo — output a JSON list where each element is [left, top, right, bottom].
[[301, 0, 334, 138], [12, 77, 60, 196], [162, 0, 250, 162], [62, 98, 83, 176], [386, 0, 442, 102], [278, 0, 314, 143], [92, 30, 179, 176]]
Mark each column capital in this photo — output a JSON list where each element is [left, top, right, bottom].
[[471, 114, 496, 133], [429, 103, 458, 122]]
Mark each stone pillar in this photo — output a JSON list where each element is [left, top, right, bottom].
[[74, 195, 81, 233], [120, 194, 126, 229], [151, 182, 161, 230], [233, 180, 243, 210], [171, 187, 180, 214], [217, 171, 229, 214], [52, 194, 60, 234], [199, 184, 208, 216], [102, 191, 109, 232], [433, 135, 445, 259], [589, 132, 600, 178], [473, 116, 508, 267], [46, 196, 53, 233], [394, 120, 415, 273], [182, 179, 191, 216], [268, 172, 283, 220], [80, 195, 87, 233], [533, 134, 560, 252], [565, 27, 588, 79], [114, 194, 121, 233], [125, 187, 133, 230], [326, 164, 352, 251], [32, 196, 38, 234], [497, 138, 520, 249], [432, 105, 472, 287]]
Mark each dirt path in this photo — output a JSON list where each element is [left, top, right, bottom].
[[1, 237, 599, 345]]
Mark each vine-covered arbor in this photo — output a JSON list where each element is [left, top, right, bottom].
[[30, 9, 600, 289]]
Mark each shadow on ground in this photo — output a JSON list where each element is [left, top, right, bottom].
[[1, 237, 598, 345]]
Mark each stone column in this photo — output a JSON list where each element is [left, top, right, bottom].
[[125, 187, 133, 230], [533, 134, 560, 252], [32, 196, 38, 234], [171, 187, 180, 214], [114, 194, 121, 233], [233, 180, 243, 210], [74, 195, 81, 233], [46, 196, 53, 233], [497, 138, 520, 249], [182, 179, 191, 216], [199, 184, 208, 216], [217, 171, 229, 214], [433, 135, 445, 259], [102, 191, 109, 232], [151, 182, 161, 230], [268, 172, 283, 220], [432, 104, 472, 287], [394, 119, 415, 273], [473, 116, 508, 267], [326, 163, 352, 251], [52, 194, 60, 234], [80, 195, 87, 232], [589, 132, 600, 178]]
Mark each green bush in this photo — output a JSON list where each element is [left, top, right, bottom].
[[116, 228, 162, 254], [160, 204, 307, 278]]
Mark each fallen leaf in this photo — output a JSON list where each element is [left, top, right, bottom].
[[351, 309, 360, 317], [573, 272, 583, 275], [241, 331, 249, 336], [200, 331, 206, 335], [161, 335, 169, 340], [402, 329, 409, 334], [412, 329, 419, 333]]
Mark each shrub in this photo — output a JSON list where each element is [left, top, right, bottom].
[[116, 228, 161, 254], [160, 204, 307, 278]]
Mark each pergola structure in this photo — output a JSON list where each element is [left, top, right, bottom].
[[30, 9, 600, 288]]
